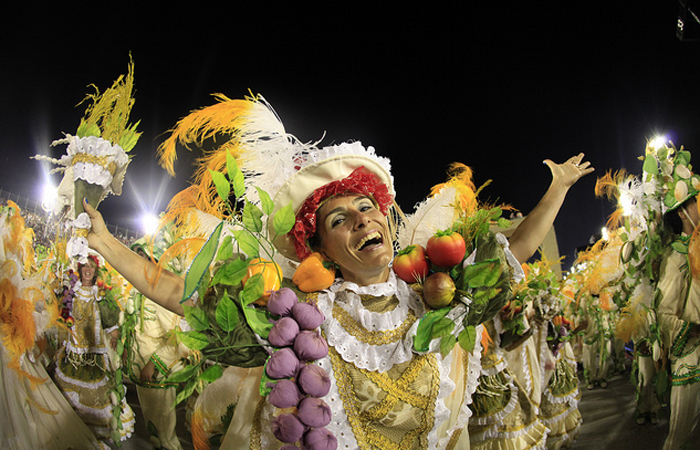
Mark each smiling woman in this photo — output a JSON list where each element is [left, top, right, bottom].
[[83, 94, 592, 449]]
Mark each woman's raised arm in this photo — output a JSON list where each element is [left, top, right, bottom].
[[508, 153, 594, 264], [83, 198, 187, 316]]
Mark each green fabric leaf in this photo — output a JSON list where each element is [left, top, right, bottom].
[[217, 235, 234, 261], [240, 273, 264, 306], [209, 169, 230, 202], [176, 330, 210, 351], [432, 317, 455, 338], [243, 201, 264, 233], [273, 202, 295, 236], [496, 218, 511, 229], [211, 258, 249, 286], [232, 229, 260, 258], [458, 325, 477, 352], [183, 221, 224, 302], [176, 379, 198, 405], [671, 241, 688, 254], [225, 154, 245, 198], [242, 305, 273, 339], [461, 259, 502, 288], [199, 364, 224, 383], [255, 187, 275, 216], [183, 305, 209, 331], [216, 291, 239, 332], [440, 334, 457, 358], [642, 155, 658, 177], [164, 363, 200, 383], [413, 308, 451, 352]]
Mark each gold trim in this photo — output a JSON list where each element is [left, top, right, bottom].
[[329, 345, 440, 449], [332, 303, 417, 346]]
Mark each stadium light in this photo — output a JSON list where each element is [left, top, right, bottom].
[[140, 213, 160, 236], [41, 183, 58, 213], [649, 135, 667, 150]]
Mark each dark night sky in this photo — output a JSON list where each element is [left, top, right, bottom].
[[2, 2, 700, 268]]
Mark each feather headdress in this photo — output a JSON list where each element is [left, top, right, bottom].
[[156, 94, 395, 260]]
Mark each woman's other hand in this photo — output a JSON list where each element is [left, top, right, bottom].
[[543, 152, 594, 189]]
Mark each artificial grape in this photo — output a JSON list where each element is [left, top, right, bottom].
[[292, 302, 325, 330]]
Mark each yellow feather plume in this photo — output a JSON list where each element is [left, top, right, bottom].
[[430, 162, 479, 214], [157, 94, 258, 177]]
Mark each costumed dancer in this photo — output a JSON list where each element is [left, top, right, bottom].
[[34, 58, 140, 446], [53, 254, 136, 444], [0, 201, 104, 449], [124, 231, 192, 450], [594, 151, 670, 427], [650, 144, 700, 449], [78, 94, 592, 449], [538, 313, 581, 450]]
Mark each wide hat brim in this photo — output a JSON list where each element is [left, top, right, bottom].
[[269, 154, 394, 261]]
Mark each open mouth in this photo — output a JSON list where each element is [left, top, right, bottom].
[[355, 231, 383, 251]]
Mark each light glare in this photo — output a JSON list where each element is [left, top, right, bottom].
[[141, 214, 160, 236]]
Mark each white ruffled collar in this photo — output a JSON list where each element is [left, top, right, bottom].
[[320, 271, 426, 372]]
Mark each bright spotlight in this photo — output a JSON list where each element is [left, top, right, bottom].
[[140, 213, 160, 236], [649, 136, 668, 150], [41, 184, 58, 212]]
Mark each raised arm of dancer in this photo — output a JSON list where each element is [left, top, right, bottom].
[[508, 153, 594, 264], [82, 199, 187, 316]]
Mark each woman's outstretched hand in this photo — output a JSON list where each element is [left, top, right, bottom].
[[543, 152, 594, 189]]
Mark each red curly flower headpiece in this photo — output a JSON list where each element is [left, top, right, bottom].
[[291, 167, 393, 260]]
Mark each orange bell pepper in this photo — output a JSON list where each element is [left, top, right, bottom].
[[292, 252, 336, 293], [243, 258, 282, 305]]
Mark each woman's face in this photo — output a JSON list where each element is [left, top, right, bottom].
[[315, 194, 392, 286], [80, 260, 98, 286]]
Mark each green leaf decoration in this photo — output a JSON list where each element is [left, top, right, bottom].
[[232, 229, 260, 258], [183, 305, 210, 331], [457, 325, 477, 352], [226, 153, 245, 198], [216, 291, 239, 332], [217, 235, 234, 261], [413, 307, 451, 352], [243, 201, 264, 233], [176, 330, 210, 351], [164, 364, 200, 384], [671, 241, 689, 254], [209, 169, 230, 202], [440, 334, 457, 358], [273, 202, 295, 236], [242, 305, 273, 339], [240, 273, 264, 306], [461, 259, 502, 288], [211, 258, 249, 286], [226, 152, 239, 181], [183, 221, 224, 302], [642, 155, 659, 177], [496, 218, 511, 229], [199, 364, 224, 383], [432, 317, 455, 338], [176, 379, 198, 405], [255, 187, 275, 216]]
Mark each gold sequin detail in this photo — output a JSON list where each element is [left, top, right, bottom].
[[332, 302, 417, 346], [329, 346, 441, 450]]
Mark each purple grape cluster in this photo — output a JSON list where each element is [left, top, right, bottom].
[[265, 288, 337, 450]]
